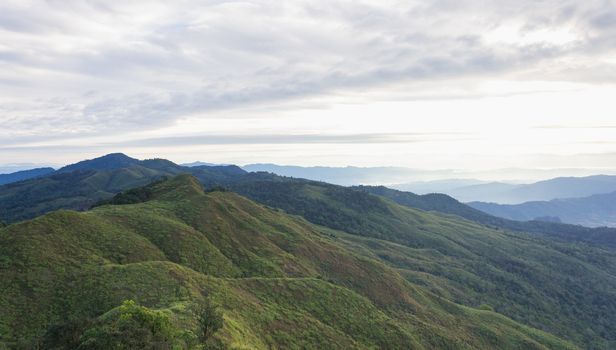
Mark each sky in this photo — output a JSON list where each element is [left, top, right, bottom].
[[1, 0, 616, 179]]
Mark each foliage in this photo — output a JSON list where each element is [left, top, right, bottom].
[[92, 177, 169, 207], [192, 299, 224, 344], [76, 300, 180, 350]]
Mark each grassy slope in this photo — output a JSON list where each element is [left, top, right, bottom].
[[354, 185, 616, 248], [0, 175, 573, 349], [225, 177, 616, 348]]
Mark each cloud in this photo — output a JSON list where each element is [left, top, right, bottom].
[[0, 0, 615, 161], [0, 131, 474, 150]]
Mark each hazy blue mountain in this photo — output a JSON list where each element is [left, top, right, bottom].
[[470, 190, 616, 227], [443, 182, 522, 203], [419, 175, 616, 204], [392, 178, 491, 194], [182, 161, 230, 167], [241, 163, 449, 186], [0, 167, 55, 185]]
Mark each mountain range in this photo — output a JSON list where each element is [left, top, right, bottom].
[[240, 163, 445, 186], [3, 153, 616, 348], [398, 175, 616, 204], [469, 190, 616, 227], [3, 154, 616, 248], [2, 173, 614, 349]]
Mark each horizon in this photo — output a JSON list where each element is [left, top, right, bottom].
[[4, 151, 616, 183]]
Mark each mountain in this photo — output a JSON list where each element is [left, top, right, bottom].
[[241, 164, 450, 186], [392, 178, 490, 194], [469, 190, 616, 227], [0, 167, 55, 185], [0, 175, 588, 349], [0, 153, 246, 224], [430, 175, 616, 204], [56, 153, 142, 173], [437, 182, 522, 203], [3, 159, 616, 346], [182, 161, 230, 167], [354, 185, 616, 248], [4, 154, 616, 250], [4, 174, 612, 349]]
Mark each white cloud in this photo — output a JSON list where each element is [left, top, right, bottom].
[[0, 0, 615, 172]]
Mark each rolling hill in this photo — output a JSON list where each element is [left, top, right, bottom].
[[1, 175, 589, 349]]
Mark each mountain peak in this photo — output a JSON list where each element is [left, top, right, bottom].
[[58, 153, 140, 173], [155, 174, 205, 197], [96, 174, 205, 207]]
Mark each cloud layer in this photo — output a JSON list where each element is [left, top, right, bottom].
[[1, 0, 616, 170]]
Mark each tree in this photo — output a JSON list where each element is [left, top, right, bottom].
[[192, 299, 224, 344], [76, 300, 178, 350]]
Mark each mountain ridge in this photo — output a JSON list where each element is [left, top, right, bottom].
[[3, 153, 616, 252], [425, 175, 616, 204], [0, 167, 55, 185], [1, 174, 583, 349], [469, 190, 616, 227]]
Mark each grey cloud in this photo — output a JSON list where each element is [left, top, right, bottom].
[[0, 0, 615, 139], [0, 131, 475, 150]]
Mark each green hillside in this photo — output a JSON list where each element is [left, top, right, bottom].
[[0, 154, 245, 224], [0, 175, 579, 349], [223, 177, 616, 347], [0, 166, 171, 223], [354, 185, 616, 248], [226, 175, 616, 249]]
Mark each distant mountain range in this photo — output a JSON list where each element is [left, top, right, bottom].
[[5, 156, 616, 231], [395, 175, 616, 204], [182, 161, 229, 167], [392, 179, 492, 194], [469, 191, 616, 227], [240, 163, 449, 186]]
